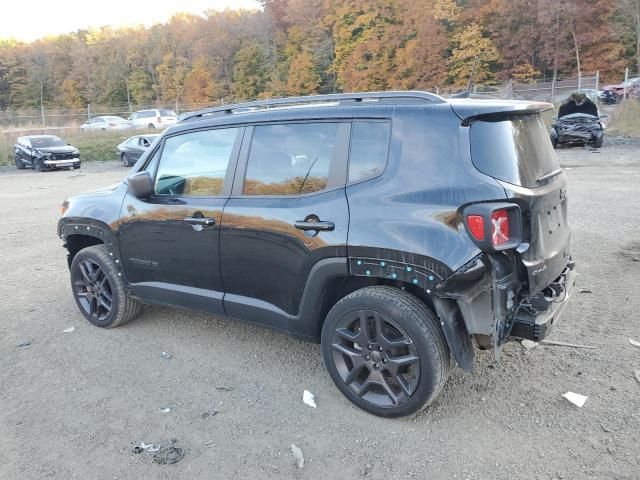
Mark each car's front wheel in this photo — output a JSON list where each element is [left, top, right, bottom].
[[321, 286, 450, 417], [593, 134, 604, 148], [70, 244, 141, 328], [33, 158, 44, 172], [15, 155, 24, 169]]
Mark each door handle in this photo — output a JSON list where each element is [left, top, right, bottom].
[[294, 220, 335, 231], [184, 216, 216, 227]]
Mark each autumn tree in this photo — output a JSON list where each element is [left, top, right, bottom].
[[449, 23, 501, 86], [184, 59, 220, 105], [287, 51, 321, 95]]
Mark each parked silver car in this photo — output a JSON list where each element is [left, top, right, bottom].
[[80, 116, 131, 131]]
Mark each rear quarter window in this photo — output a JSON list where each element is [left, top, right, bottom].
[[348, 121, 390, 183], [470, 114, 559, 188]]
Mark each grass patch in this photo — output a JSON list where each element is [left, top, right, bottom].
[[0, 128, 156, 166], [608, 101, 640, 136]]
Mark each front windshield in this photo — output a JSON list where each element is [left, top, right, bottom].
[[31, 137, 66, 148]]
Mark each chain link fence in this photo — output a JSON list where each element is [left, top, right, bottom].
[[2, 68, 639, 136]]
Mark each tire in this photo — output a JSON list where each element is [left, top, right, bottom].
[[551, 135, 558, 149], [594, 135, 603, 148], [15, 155, 24, 169], [321, 286, 450, 417], [147, 123, 156, 129], [70, 244, 141, 328], [33, 158, 44, 172], [121, 153, 130, 167]]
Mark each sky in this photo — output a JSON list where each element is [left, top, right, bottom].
[[0, 0, 261, 41]]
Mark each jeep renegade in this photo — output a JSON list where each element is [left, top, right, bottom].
[[58, 91, 576, 417]]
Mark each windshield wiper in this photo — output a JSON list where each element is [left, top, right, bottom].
[[536, 168, 563, 184]]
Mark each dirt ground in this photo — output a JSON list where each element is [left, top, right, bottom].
[[1, 139, 639, 480]]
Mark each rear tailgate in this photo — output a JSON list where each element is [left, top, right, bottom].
[[503, 176, 572, 294], [454, 101, 571, 295]]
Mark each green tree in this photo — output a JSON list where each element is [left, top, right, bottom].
[[232, 43, 269, 100]]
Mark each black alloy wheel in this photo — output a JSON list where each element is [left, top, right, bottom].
[[15, 155, 24, 169], [73, 258, 113, 323], [322, 286, 450, 417], [330, 309, 420, 408], [70, 245, 141, 327]]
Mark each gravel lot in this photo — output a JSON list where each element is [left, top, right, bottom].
[[1, 140, 639, 480]]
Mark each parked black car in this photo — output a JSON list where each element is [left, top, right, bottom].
[[550, 93, 605, 148], [116, 134, 159, 167], [14, 135, 80, 171], [58, 92, 576, 417], [599, 89, 618, 105]]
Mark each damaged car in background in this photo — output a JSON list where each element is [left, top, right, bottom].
[[58, 92, 576, 417], [550, 92, 606, 148], [14, 135, 80, 171]]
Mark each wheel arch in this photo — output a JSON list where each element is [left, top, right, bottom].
[[59, 220, 120, 269], [299, 254, 474, 370]]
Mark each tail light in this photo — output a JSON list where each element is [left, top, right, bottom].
[[464, 203, 522, 251], [466, 215, 485, 241], [157, 116, 162, 123], [490, 209, 510, 246]]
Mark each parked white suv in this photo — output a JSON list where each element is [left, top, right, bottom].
[[129, 109, 177, 129]]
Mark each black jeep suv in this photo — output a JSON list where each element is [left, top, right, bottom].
[[58, 92, 576, 417]]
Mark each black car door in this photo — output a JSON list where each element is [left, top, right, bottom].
[[117, 126, 244, 313], [219, 122, 350, 332]]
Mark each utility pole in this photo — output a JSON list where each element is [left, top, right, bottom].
[[624, 67, 629, 101], [40, 80, 45, 128]]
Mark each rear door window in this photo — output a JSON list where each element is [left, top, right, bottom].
[[469, 114, 559, 188], [243, 123, 340, 195]]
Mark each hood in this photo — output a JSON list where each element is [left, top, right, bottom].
[[558, 95, 598, 118], [37, 145, 79, 154], [76, 183, 121, 197]]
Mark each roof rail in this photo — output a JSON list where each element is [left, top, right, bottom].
[[178, 91, 445, 122]]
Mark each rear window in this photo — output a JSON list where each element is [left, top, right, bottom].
[[470, 115, 559, 188]]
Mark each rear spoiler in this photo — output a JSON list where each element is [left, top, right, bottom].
[[448, 99, 553, 125]]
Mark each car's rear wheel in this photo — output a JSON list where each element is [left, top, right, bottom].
[[321, 286, 450, 417], [70, 244, 141, 328], [147, 123, 155, 129], [121, 153, 130, 167]]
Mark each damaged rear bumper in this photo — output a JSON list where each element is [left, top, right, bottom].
[[510, 261, 577, 341]]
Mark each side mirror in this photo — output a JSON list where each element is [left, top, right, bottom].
[[128, 171, 154, 199]]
